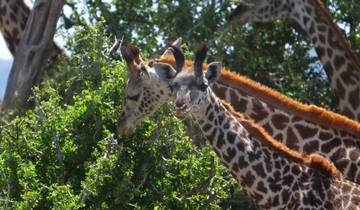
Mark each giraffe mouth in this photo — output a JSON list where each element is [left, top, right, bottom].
[[173, 107, 189, 119]]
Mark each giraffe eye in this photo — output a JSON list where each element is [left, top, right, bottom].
[[199, 83, 208, 91], [126, 94, 140, 101]]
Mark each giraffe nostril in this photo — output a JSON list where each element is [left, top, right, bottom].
[[175, 101, 182, 107]]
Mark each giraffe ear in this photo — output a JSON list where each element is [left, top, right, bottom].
[[153, 62, 177, 81], [205, 62, 222, 84], [161, 38, 182, 57]]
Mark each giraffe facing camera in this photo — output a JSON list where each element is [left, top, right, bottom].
[[159, 44, 360, 209]]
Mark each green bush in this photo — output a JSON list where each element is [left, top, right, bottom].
[[0, 24, 253, 209]]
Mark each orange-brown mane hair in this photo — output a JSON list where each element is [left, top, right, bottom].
[[314, 0, 360, 71], [157, 56, 360, 137], [220, 99, 342, 179]]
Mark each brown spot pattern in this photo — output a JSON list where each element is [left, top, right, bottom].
[[272, 114, 289, 129], [286, 127, 299, 150], [349, 87, 360, 109], [294, 124, 318, 139]]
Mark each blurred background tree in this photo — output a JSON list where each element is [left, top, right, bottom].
[[72, 0, 359, 109], [0, 0, 359, 209]]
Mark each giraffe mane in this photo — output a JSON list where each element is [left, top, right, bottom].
[[220, 99, 343, 179], [314, 0, 360, 71], [157, 56, 360, 137]]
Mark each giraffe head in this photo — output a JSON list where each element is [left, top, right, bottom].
[[117, 41, 182, 135], [229, 0, 294, 23], [154, 44, 222, 118]]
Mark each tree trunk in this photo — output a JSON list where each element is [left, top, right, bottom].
[[2, 0, 65, 110]]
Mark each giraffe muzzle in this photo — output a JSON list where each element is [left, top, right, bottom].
[[117, 113, 130, 135], [173, 109, 188, 119], [173, 103, 189, 119]]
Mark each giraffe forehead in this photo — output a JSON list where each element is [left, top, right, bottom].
[[173, 68, 199, 85], [175, 75, 198, 86]]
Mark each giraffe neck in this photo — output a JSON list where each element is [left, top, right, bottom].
[[190, 89, 360, 209], [289, 0, 360, 121], [212, 81, 360, 184], [159, 56, 360, 184], [0, 0, 30, 55]]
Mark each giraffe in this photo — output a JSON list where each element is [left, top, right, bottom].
[[0, 0, 62, 57], [118, 42, 360, 185], [153, 44, 360, 210], [228, 0, 360, 122]]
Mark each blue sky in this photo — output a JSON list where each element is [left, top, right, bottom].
[[0, 33, 12, 98], [0, 30, 14, 98]]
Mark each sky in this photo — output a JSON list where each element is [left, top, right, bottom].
[[0, 32, 12, 97], [0, 31, 13, 98]]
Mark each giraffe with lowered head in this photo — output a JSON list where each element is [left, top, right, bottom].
[[229, 0, 360, 122], [118, 41, 360, 184], [150, 44, 360, 210]]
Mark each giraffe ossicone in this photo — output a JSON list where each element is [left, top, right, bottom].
[[156, 44, 360, 209]]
